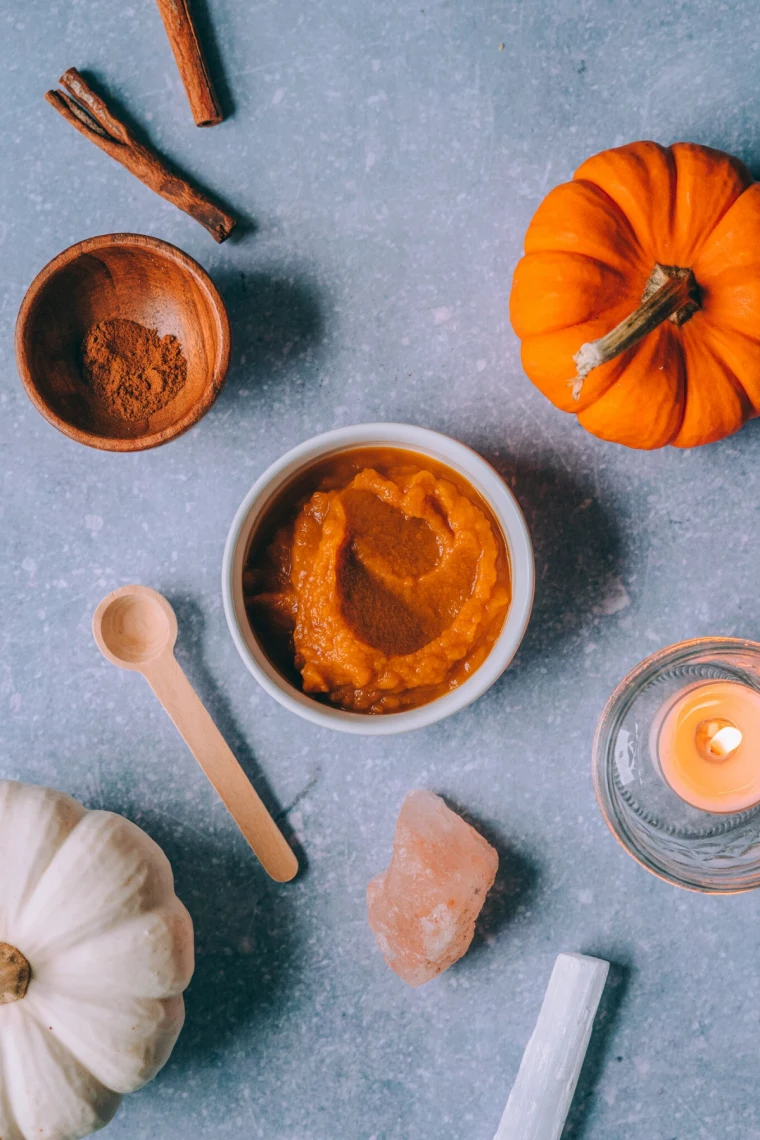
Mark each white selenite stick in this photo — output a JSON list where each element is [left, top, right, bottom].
[[493, 952, 609, 1140]]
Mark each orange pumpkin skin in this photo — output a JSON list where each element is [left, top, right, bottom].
[[510, 141, 760, 449]]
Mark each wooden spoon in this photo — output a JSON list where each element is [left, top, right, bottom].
[[93, 584, 298, 883]]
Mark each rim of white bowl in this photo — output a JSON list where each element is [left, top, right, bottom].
[[222, 423, 535, 735]]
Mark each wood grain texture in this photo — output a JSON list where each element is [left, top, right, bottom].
[[155, 0, 223, 126], [144, 653, 299, 882], [92, 585, 298, 883], [45, 69, 235, 241], [15, 233, 230, 452]]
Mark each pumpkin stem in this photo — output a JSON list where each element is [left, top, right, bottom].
[[569, 264, 700, 401], [0, 942, 31, 1004]]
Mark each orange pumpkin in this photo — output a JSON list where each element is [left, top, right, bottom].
[[510, 140, 760, 449]]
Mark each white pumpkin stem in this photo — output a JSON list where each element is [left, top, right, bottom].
[[568, 264, 700, 401], [0, 942, 31, 1004]]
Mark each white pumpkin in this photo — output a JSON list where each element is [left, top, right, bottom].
[[0, 780, 194, 1140]]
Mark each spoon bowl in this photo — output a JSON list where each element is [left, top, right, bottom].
[[94, 586, 178, 669]]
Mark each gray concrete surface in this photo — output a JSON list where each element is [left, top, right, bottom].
[[3, 1, 760, 1137]]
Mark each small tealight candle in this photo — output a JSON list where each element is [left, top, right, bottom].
[[654, 680, 760, 813]]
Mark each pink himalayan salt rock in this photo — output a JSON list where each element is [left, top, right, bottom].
[[367, 790, 498, 987]]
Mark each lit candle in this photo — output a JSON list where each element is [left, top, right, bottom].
[[653, 680, 760, 813]]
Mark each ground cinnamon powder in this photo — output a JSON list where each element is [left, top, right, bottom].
[[80, 318, 187, 421]]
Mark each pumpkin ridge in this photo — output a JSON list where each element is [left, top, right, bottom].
[[569, 178, 650, 267], [24, 985, 186, 1094], [14, 991, 94, 1068], [510, 250, 638, 338], [33, 903, 194, 1000], [0, 1024, 24, 1139], [0, 781, 85, 937], [572, 140, 677, 259], [670, 142, 754, 262], [3, 1000, 122, 1135], [690, 183, 760, 280], [694, 262, 760, 301], [682, 323, 754, 422], [14, 810, 175, 960], [577, 323, 686, 449], [662, 325, 688, 446], [691, 318, 760, 411], [520, 328, 632, 412], [525, 177, 649, 275]]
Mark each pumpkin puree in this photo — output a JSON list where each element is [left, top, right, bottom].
[[244, 448, 511, 713]]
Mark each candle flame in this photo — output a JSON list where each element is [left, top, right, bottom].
[[695, 718, 743, 762]]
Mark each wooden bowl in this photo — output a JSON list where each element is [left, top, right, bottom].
[[15, 233, 230, 451]]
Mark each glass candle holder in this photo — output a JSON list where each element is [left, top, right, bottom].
[[592, 637, 760, 893]]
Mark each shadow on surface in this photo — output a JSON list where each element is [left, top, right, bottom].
[[63, 69, 251, 234], [214, 270, 324, 395], [561, 957, 632, 1140], [110, 592, 307, 1061], [183, 0, 236, 122], [440, 796, 539, 952], [168, 593, 306, 871], [475, 447, 625, 677], [134, 812, 299, 1062]]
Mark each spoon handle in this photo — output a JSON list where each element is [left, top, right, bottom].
[[144, 653, 298, 882]]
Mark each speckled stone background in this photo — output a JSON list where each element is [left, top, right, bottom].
[[3, 1, 760, 1137]]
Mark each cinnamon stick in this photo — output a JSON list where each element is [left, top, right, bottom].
[[45, 69, 235, 242], [568, 264, 698, 401], [155, 0, 223, 127]]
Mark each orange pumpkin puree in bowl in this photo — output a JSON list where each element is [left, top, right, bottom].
[[243, 448, 511, 714]]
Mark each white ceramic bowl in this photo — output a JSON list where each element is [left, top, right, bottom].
[[222, 424, 534, 735]]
